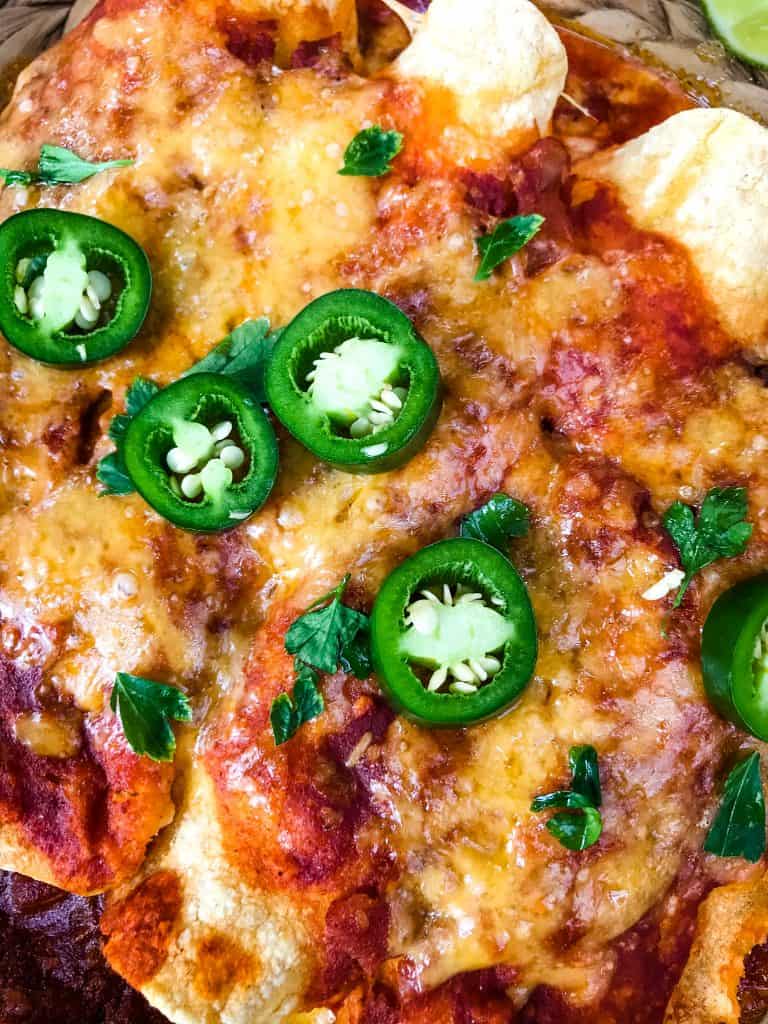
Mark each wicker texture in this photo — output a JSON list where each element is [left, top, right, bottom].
[[0, 0, 93, 64], [547, 0, 768, 117]]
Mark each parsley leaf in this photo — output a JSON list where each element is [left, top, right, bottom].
[[474, 214, 545, 282], [37, 145, 133, 184], [96, 452, 134, 496], [108, 413, 132, 447], [125, 377, 160, 417], [460, 493, 530, 551], [285, 575, 369, 674], [184, 319, 282, 403], [97, 378, 160, 496], [275, 577, 370, 742], [340, 627, 372, 680], [270, 661, 325, 745], [570, 744, 602, 807], [704, 752, 766, 863], [531, 744, 603, 851], [293, 662, 325, 721], [338, 126, 403, 177], [0, 169, 35, 186], [663, 486, 752, 607], [1, 144, 132, 187], [110, 673, 192, 761]]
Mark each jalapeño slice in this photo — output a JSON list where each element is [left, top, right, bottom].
[[123, 373, 278, 532], [370, 538, 537, 727], [702, 575, 768, 741], [0, 209, 151, 366], [265, 289, 441, 473]]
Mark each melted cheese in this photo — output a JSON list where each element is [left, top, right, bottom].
[[0, 0, 766, 1021]]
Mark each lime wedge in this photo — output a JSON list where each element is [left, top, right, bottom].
[[702, 0, 768, 68]]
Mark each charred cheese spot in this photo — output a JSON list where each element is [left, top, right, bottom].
[[101, 870, 183, 989], [194, 930, 259, 1003]]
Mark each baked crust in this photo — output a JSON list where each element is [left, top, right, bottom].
[[577, 107, 768, 353], [665, 876, 768, 1024], [391, 0, 567, 150], [0, 0, 767, 1021]]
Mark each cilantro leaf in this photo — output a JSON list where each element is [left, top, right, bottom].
[[570, 744, 602, 807], [285, 575, 369, 674], [184, 319, 282, 403], [97, 378, 160, 495], [547, 806, 602, 851], [474, 214, 545, 282], [270, 661, 325, 745], [338, 126, 403, 177], [704, 752, 766, 863], [1, 145, 132, 187], [531, 744, 603, 851], [110, 673, 192, 761], [460, 493, 530, 551], [663, 486, 752, 607]]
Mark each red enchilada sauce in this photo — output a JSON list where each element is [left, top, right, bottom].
[[1, 8, 764, 1024]]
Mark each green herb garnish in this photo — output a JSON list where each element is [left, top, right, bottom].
[[546, 805, 602, 850], [340, 626, 372, 680], [110, 672, 192, 761], [284, 575, 369, 674], [531, 789, 594, 812], [270, 661, 325, 746], [338, 126, 403, 177], [272, 577, 370, 744], [569, 744, 601, 807], [704, 752, 766, 862], [96, 453, 135, 496], [97, 377, 160, 496], [0, 170, 35, 186], [474, 214, 545, 282], [0, 144, 133, 187], [531, 744, 603, 851], [460, 493, 530, 551], [662, 486, 752, 608], [184, 318, 282, 403]]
